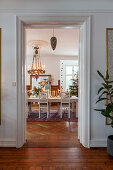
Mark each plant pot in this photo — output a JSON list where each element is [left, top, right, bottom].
[[107, 135, 113, 156]]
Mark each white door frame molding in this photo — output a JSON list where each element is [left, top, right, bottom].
[[16, 14, 91, 148]]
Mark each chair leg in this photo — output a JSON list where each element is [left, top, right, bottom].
[[60, 106, 62, 118], [47, 108, 49, 119], [39, 105, 41, 118], [47, 104, 49, 118], [58, 103, 60, 114], [48, 104, 50, 115], [68, 107, 70, 118]]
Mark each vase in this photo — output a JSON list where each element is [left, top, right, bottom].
[[107, 135, 113, 156], [35, 94, 39, 98]]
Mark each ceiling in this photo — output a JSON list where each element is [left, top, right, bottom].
[[25, 28, 79, 57]]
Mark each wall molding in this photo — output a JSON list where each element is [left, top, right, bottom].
[[0, 9, 113, 14], [16, 14, 91, 148], [90, 139, 107, 147], [0, 138, 16, 147]]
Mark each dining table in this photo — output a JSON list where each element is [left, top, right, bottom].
[[27, 96, 78, 118]]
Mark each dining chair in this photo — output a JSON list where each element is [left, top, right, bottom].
[[60, 90, 70, 118], [39, 91, 49, 118]]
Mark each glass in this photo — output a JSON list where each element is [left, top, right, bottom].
[[32, 78, 40, 90], [66, 76, 72, 90], [31, 76, 50, 90], [66, 66, 72, 75], [74, 66, 78, 74]]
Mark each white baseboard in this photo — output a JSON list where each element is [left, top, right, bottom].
[[90, 139, 107, 147], [0, 138, 16, 147]]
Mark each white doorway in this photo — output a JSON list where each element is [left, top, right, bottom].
[[16, 15, 91, 148], [25, 27, 79, 148]]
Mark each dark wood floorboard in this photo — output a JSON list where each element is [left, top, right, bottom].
[[0, 106, 113, 169], [0, 147, 113, 169]]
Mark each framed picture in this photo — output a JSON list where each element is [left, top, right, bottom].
[[0, 28, 1, 125], [106, 28, 113, 125], [30, 74, 52, 91]]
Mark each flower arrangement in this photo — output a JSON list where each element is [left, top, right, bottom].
[[32, 86, 43, 97]]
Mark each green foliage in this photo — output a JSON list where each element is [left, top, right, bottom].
[[69, 73, 78, 97], [32, 86, 41, 97], [65, 89, 69, 96], [95, 70, 113, 127]]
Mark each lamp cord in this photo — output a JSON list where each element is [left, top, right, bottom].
[[53, 28, 54, 37]]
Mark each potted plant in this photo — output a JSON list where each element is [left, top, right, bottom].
[[95, 70, 113, 156]]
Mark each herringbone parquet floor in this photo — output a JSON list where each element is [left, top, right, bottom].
[[24, 105, 79, 148], [24, 121, 80, 148]]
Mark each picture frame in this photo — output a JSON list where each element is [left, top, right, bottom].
[[106, 28, 113, 125], [30, 74, 52, 91]]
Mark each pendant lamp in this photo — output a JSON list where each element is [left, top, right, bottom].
[[50, 28, 57, 50]]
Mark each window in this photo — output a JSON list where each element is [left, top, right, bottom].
[[60, 60, 78, 90], [65, 65, 78, 90]]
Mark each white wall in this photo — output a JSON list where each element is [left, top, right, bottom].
[[26, 54, 77, 85], [0, 1, 113, 147], [0, 0, 113, 11], [90, 14, 113, 146], [0, 13, 17, 146]]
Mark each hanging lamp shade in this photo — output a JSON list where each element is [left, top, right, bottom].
[[50, 36, 57, 50], [50, 28, 57, 50]]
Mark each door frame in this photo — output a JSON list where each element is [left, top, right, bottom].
[[16, 14, 91, 148]]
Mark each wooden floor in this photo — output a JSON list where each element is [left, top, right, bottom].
[[0, 147, 113, 169], [0, 107, 113, 169], [25, 105, 78, 148], [24, 122, 80, 148]]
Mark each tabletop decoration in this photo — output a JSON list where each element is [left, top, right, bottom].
[[32, 86, 43, 97]]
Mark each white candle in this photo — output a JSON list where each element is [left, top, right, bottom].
[[56, 91, 58, 97], [43, 65, 45, 70], [52, 91, 54, 97], [28, 65, 30, 71], [50, 90, 51, 97]]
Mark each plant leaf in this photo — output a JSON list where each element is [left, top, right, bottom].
[[110, 90, 113, 94], [97, 70, 106, 81], [105, 103, 113, 114], [94, 109, 105, 112], [98, 87, 105, 94], [101, 110, 110, 118], [102, 83, 112, 89], [96, 98, 107, 103], [98, 91, 108, 99], [106, 80, 113, 84]]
